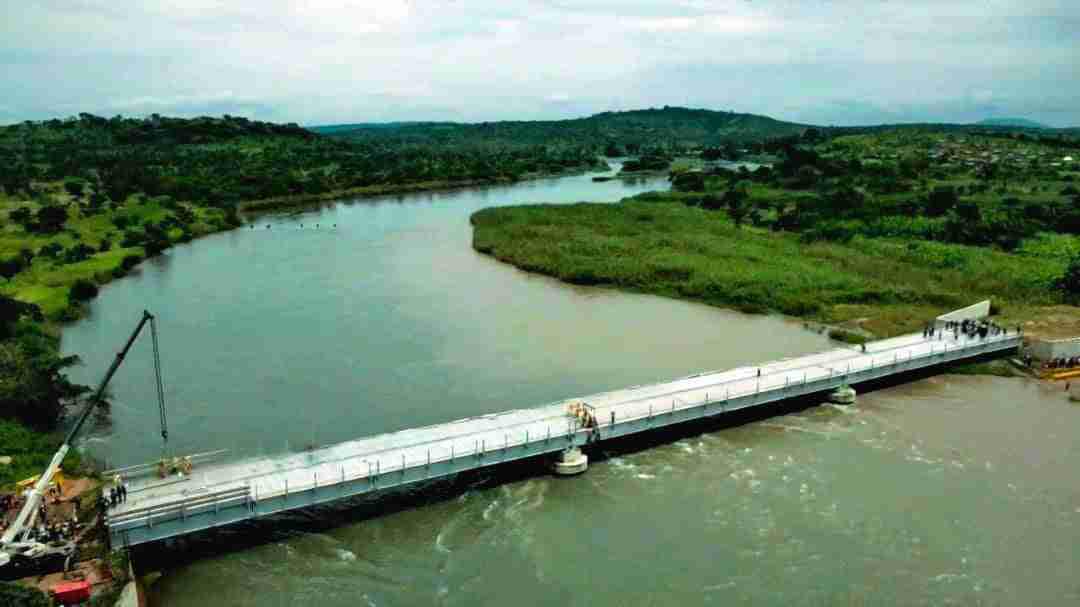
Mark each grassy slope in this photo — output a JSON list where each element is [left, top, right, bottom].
[[0, 190, 228, 319], [471, 199, 1068, 337]]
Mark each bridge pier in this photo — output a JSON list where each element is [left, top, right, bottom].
[[551, 447, 588, 476]]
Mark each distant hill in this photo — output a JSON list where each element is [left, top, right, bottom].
[[315, 108, 1080, 149], [309, 121, 455, 135], [317, 107, 810, 149], [975, 117, 1048, 129]]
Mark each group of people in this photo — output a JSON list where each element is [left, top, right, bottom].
[[0, 485, 81, 546], [1043, 356, 1080, 370], [22, 517, 78, 545], [924, 319, 1015, 341], [105, 475, 129, 509]]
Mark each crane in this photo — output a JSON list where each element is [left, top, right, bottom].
[[0, 310, 167, 570]]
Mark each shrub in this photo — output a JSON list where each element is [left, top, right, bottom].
[[0, 256, 25, 280], [63, 243, 95, 264], [828, 328, 867, 344], [1056, 254, 1080, 299], [120, 254, 142, 271], [0, 581, 51, 607], [32, 205, 69, 233], [69, 279, 99, 302], [38, 243, 64, 259], [64, 179, 84, 198], [8, 207, 32, 227]]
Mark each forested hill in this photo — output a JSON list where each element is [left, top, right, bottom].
[[317, 106, 809, 150], [0, 113, 606, 208]]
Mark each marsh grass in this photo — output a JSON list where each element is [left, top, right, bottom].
[[472, 200, 1069, 335]]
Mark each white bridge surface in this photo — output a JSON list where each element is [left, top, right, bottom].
[[106, 328, 1019, 548]]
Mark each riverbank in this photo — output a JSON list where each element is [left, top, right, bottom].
[[239, 164, 609, 213], [470, 199, 1077, 339]]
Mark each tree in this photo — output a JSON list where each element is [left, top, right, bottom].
[[926, 186, 958, 216], [38, 243, 64, 259], [9, 207, 33, 228], [0, 338, 85, 429], [69, 279, 99, 302], [0, 256, 26, 280], [794, 165, 821, 189], [0, 582, 51, 607], [141, 222, 171, 256], [1056, 253, 1080, 299], [33, 205, 68, 233], [724, 181, 752, 227], [64, 243, 95, 264], [671, 171, 705, 192], [0, 294, 42, 338], [88, 191, 108, 210], [820, 182, 865, 218], [63, 179, 84, 198]]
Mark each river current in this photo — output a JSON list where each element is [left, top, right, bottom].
[[61, 167, 1080, 605]]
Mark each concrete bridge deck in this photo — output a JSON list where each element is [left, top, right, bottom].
[[105, 328, 1020, 548]]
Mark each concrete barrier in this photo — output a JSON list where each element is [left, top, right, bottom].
[[936, 300, 991, 324]]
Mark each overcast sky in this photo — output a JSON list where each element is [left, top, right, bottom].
[[2, 1, 1077, 127]]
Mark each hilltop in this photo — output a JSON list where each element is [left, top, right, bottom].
[[976, 117, 1048, 129], [316, 106, 810, 150]]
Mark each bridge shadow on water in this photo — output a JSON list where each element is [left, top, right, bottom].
[[130, 355, 1007, 573]]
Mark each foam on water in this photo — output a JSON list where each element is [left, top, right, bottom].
[[482, 499, 499, 521]]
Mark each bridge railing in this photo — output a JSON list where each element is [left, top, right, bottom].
[[242, 333, 1020, 485], [109, 332, 1020, 533], [107, 486, 252, 531]]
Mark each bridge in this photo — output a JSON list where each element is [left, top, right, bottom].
[[105, 322, 1020, 549]]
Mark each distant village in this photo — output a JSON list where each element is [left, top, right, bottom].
[[857, 134, 1076, 174]]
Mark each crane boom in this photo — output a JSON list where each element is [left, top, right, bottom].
[[1, 310, 163, 557]]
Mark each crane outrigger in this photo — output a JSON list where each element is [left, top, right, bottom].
[[0, 310, 167, 571]]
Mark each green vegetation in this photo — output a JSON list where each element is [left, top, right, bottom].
[[0, 582, 51, 607], [0, 419, 83, 488], [318, 106, 810, 151], [471, 198, 1074, 337], [0, 113, 608, 216]]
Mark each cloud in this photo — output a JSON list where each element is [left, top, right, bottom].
[[0, 1, 1078, 126]]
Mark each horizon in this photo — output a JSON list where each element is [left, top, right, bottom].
[[2, 2, 1078, 128], [3, 106, 1075, 131]]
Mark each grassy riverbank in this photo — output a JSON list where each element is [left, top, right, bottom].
[[471, 199, 1073, 337], [1, 190, 232, 320]]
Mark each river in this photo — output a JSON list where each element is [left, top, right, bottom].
[[61, 168, 1080, 605]]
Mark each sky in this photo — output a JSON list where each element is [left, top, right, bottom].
[[2, 0, 1078, 127]]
